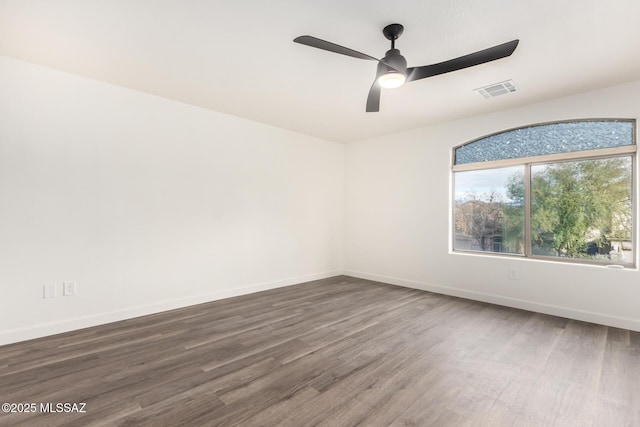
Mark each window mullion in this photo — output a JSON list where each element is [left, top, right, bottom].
[[524, 164, 532, 257]]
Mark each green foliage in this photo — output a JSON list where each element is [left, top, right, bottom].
[[525, 157, 632, 258], [503, 173, 525, 253]]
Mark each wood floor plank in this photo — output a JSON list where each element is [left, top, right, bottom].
[[1, 275, 638, 426]]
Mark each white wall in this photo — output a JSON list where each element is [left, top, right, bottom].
[[345, 80, 640, 331], [3, 54, 640, 347], [0, 56, 344, 345]]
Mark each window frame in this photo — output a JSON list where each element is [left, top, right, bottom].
[[451, 119, 637, 267]]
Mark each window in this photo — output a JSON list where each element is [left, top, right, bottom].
[[453, 119, 636, 266]]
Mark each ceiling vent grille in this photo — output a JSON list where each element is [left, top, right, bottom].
[[474, 80, 517, 99]]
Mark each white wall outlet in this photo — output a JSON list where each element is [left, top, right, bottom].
[[43, 283, 57, 299], [63, 281, 77, 296], [508, 268, 518, 280]]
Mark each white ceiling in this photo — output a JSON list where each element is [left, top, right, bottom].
[[1, 0, 640, 143]]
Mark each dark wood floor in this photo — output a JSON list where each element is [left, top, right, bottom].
[[1, 276, 639, 426]]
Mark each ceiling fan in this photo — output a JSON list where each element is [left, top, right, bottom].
[[294, 24, 519, 112]]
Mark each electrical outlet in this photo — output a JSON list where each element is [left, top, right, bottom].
[[43, 283, 57, 299], [508, 268, 518, 280], [63, 281, 77, 296]]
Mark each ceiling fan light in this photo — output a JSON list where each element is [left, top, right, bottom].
[[378, 72, 406, 89]]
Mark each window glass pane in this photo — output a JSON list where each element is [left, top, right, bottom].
[[530, 157, 633, 263], [455, 120, 634, 165], [454, 166, 525, 254]]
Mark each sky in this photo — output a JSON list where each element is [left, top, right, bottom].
[[454, 166, 523, 202]]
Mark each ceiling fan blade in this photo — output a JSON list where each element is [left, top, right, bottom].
[[294, 35, 380, 62], [406, 39, 519, 82], [366, 81, 381, 112]]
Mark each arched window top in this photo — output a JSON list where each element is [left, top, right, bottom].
[[454, 119, 635, 165]]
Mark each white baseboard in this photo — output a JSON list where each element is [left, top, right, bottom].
[[0, 271, 343, 346], [6, 269, 638, 346], [344, 270, 640, 332]]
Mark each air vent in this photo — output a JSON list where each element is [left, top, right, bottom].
[[474, 80, 517, 99]]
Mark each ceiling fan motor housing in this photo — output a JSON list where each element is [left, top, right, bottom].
[[378, 48, 407, 76]]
